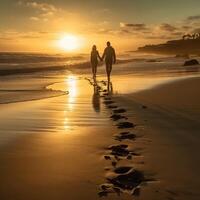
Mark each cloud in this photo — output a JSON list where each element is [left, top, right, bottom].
[[120, 23, 148, 31], [118, 17, 200, 40], [187, 15, 200, 21], [25, 1, 57, 13], [0, 30, 56, 41], [30, 16, 39, 21], [159, 23, 177, 32], [117, 20, 195, 41], [18, 1, 60, 22]]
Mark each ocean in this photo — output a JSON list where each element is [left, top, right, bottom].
[[0, 52, 199, 104]]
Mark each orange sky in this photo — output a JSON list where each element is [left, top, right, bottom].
[[1, 0, 200, 53]]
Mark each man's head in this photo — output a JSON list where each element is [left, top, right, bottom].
[[107, 41, 111, 47]]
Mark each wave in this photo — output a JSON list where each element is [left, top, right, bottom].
[[0, 52, 151, 76], [0, 52, 85, 64]]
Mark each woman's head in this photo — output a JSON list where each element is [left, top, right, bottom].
[[92, 45, 97, 51]]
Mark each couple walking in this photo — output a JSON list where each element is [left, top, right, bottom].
[[90, 41, 116, 85]]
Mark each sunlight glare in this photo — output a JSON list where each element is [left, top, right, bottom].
[[58, 34, 80, 51]]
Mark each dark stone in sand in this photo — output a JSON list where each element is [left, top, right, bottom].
[[103, 89, 107, 92], [110, 114, 127, 121], [127, 155, 132, 160], [117, 122, 135, 129], [142, 105, 147, 109], [113, 108, 126, 114], [107, 169, 145, 190], [183, 59, 199, 66], [115, 132, 136, 141], [114, 166, 132, 174]]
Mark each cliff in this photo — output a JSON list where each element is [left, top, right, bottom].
[[137, 39, 200, 55]]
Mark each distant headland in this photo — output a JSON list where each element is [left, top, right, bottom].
[[137, 33, 200, 55]]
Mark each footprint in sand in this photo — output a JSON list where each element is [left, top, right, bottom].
[[104, 97, 111, 100], [107, 168, 145, 190], [100, 80, 107, 86], [99, 88, 149, 198], [104, 155, 112, 160], [142, 105, 148, 109], [99, 167, 148, 197], [113, 108, 126, 114], [115, 132, 136, 141], [108, 105, 118, 109], [102, 92, 109, 96], [106, 144, 137, 160], [132, 187, 141, 196], [97, 85, 102, 90], [108, 144, 129, 157], [103, 100, 115, 105], [117, 121, 135, 129], [98, 183, 121, 197], [114, 166, 132, 174], [110, 114, 127, 121]]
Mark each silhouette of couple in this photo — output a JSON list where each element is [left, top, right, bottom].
[[90, 41, 116, 85]]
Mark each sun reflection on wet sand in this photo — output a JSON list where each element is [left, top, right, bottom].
[[63, 75, 77, 130], [65, 75, 77, 110], [64, 117, 70, 130]]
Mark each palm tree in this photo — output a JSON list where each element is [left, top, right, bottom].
[[196, 33, 200, 39], [192, 33, 196, 39]]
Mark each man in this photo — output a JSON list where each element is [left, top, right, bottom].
[[102, 41, 116, 84]]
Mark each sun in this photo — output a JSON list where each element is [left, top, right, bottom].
[[58, 34, 80, 51]]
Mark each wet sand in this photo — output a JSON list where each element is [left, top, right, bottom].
[[0, 71, 200, 200], [0, 76, 143, 200]]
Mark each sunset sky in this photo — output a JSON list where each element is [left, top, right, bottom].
[[1, 0, 200, 53]]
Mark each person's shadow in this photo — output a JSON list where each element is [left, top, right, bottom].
[[92, 81, 100, 113], [107, 81, 113, 94]]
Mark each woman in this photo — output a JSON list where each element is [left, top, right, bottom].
[[90, 45, 101, 80]]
